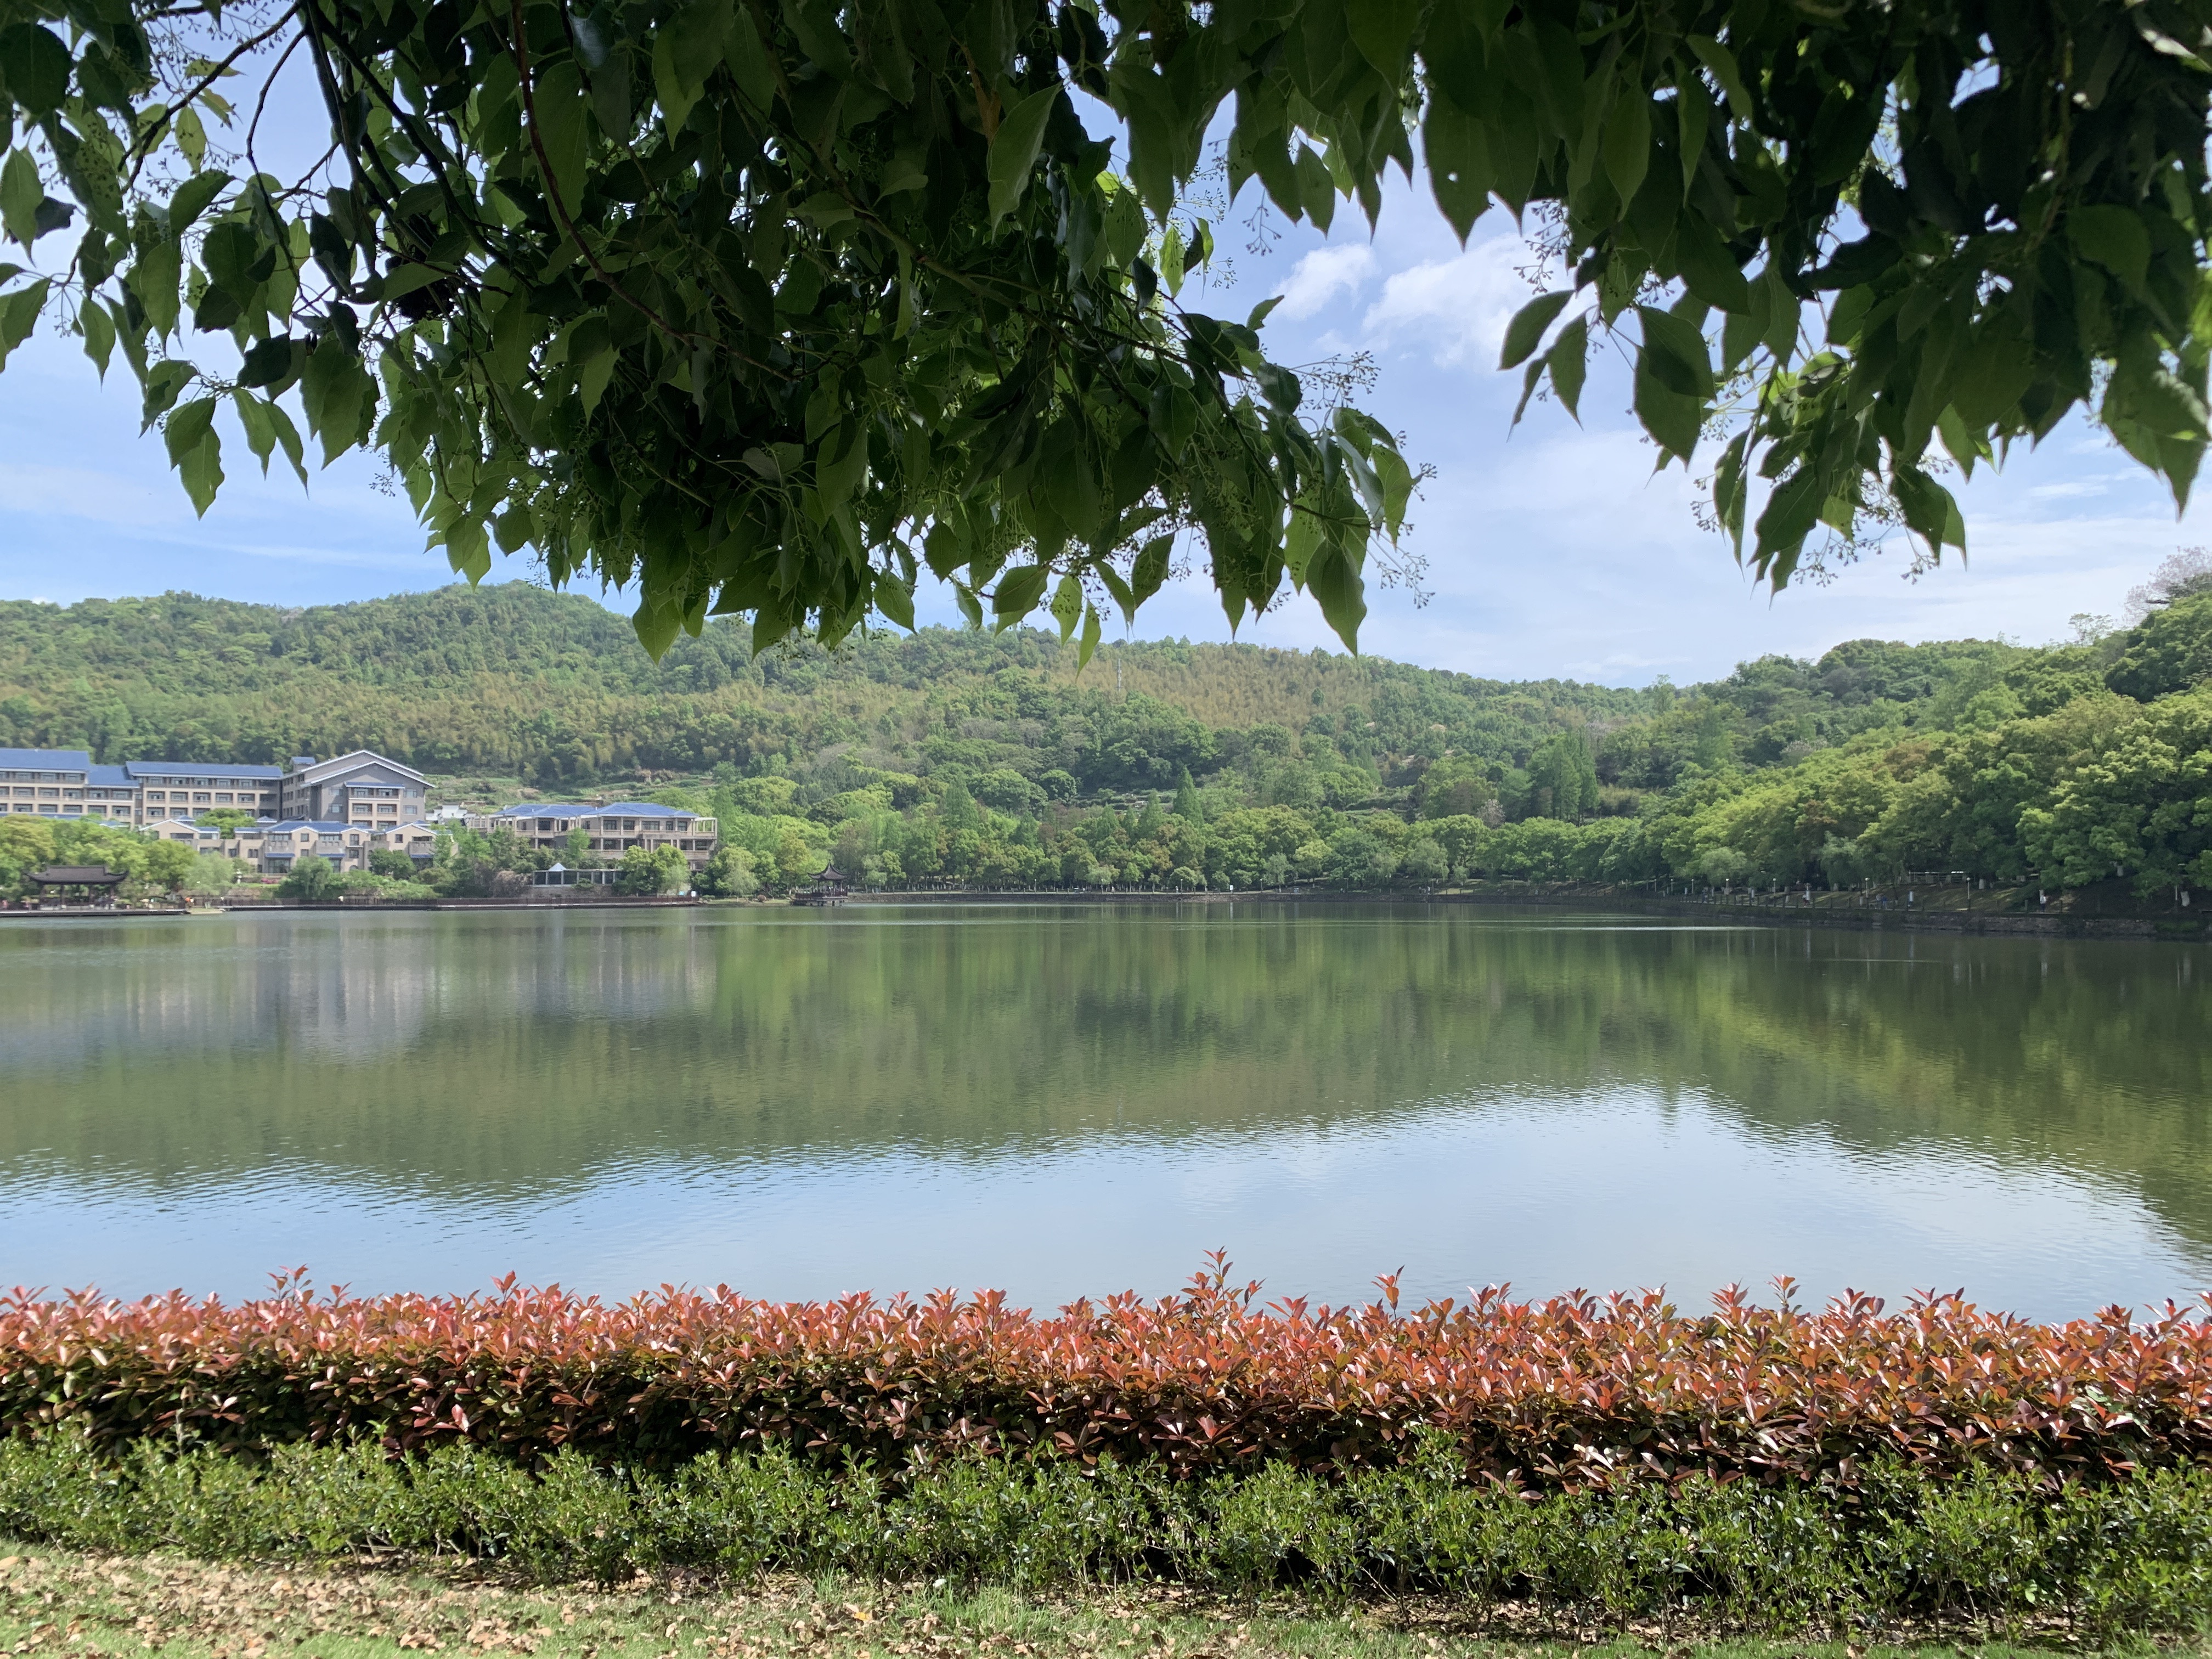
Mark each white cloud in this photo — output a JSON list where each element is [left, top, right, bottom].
[[1359, 236, 1532, 365], [1270, 244, 1376, 323]]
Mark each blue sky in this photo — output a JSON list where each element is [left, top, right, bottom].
[[1, 116, 2202, 685]]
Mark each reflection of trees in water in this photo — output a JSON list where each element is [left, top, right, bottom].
[[3, 908, 2207, 1243]]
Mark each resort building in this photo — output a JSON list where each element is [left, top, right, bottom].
[[123, 761, 284, 821], [1, 748, 93, 815], [275, 752, 429, 827], [0, 747, 422, 829], [466, 802, 720, 872]]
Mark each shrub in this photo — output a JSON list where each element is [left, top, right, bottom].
[[3, 1434, 2212, 1630], [275, 857, 337, 900], [4, 1269, 2210, 1488], [616, 844, 689, 895]]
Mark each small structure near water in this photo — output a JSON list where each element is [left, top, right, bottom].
[[792, 862, 849, 907], [26, 866, 127, 907]]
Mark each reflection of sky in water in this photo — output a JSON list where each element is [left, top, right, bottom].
[[4, 1088, 2201, 1320], [3, 905, 2208, 1318]]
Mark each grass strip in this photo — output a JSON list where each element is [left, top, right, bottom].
[[4, 1436, 2212, 1637], [0, 1550, 2158, 1659]]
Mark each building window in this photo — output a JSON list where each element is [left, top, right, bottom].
[[215, 793, 233, 803]]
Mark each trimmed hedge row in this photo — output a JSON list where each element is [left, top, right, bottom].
[[7, 1273, 2212, 1485], [4, 1432, 2212, 1632]]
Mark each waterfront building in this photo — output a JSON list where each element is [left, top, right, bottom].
[[0, 748, 422, 828], [255, 821, 376, 873], [275, 752, 429, 827], [123, 761, 284, 822], [467, 802, 720, 872], [0, 748, 92, 814]]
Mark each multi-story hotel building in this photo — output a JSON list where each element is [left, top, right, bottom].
[[466, 802, 721, 873], [5, 748, 718, 878], [1, 748, 426, 830]]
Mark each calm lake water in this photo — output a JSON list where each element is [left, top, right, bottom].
[[2, 902, 2208, 1319]]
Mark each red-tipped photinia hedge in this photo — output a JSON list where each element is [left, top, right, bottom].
[[5, 1263, 2211, 1488]]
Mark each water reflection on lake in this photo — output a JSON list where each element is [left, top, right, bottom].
[[2, 903, 2206, 1318]]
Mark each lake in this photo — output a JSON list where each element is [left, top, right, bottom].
[[2, 902, 2207, 1319]]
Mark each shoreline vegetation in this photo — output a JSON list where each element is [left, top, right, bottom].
[[4, 580, 2210, 913], [6, 1276, 2212, 1635]]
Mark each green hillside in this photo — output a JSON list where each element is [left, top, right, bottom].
[[2, 582, 2207, 900], [2, 583, 1994, 789]]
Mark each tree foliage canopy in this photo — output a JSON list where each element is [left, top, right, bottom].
[[3, 0, 2211, 651]]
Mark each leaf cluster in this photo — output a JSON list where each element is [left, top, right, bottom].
[[7, 1269, 2212, 1487]]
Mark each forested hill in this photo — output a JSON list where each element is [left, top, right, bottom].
[[2, 584, 2000, 798]]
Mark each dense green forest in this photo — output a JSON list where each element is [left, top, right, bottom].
[[3, 571, 2209, 898]]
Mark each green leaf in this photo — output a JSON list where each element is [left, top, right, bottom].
[[1635, 303, 1714, 402], [1712, 428, 1751, 557], [130, 237, 181, 338], [1049, 571, 1083, 640], [138, 358, 192, 429], [162, 395, 223, 515], [1345, 0, 1421, 78], [1305, 539, 1365, 652], [1889, 464, 1966, 557], [992, 562, 1050, 623], [1600, 88, 1650, 213], [1546, 314, 1588, 421], [1423, 98, 1491, 244], [169, 170, 232, 235], [0, 24, 72, 116], [0, 149, 40, 247], [988, 86, 1059, 226], [1754, 464, 1825, 558], [1373, 443, 1414, 537], [722, 13, 777, 108], [1687, 35, 1753, 122], [1076, 600, 1103, 671], [1499, 290, 1571, 369], [873, 566, 916, 630], [633, 601, 682, 661], [300, 337, 373, 465], [1672, 210, 1751, 314], [0, 277, 48, 371], [79, 297, 114, 378], [2069, 206, 2152, 294], [1633, 354, 1703, 461], [1294, 145, 1334, 234], [1131, 534, 1172, 606], [533, 60, 590, 219], [1949, 319, 2036, 427]]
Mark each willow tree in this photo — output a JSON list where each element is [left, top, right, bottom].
[[1, 0, 2208, 654]]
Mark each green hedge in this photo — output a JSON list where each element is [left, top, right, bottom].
[[5, 1432, 2212, 1633]]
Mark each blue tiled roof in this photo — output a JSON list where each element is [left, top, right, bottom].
[[0, 748, 92, 771], [261, 820, 356, 833], [87, 764, 134, 786], [123, 760, 285, 780], [493, 803, 592, 816], [590, 802, 700, 816]]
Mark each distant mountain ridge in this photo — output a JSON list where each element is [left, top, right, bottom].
[[0, 583, 2004, 791]]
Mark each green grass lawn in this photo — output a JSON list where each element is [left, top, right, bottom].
[[0, 1549, 2169, 1659]]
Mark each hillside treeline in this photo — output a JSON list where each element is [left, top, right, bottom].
[[5, 579, 2209, 895]]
